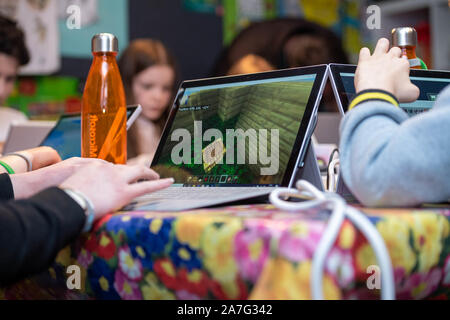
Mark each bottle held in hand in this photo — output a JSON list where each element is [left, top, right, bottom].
[[82, 33, 127, 164], [391, 27, 427, 70]]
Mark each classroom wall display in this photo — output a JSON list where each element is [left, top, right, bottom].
[[184, 0, 365, 63], [58, 0, 128, 58], [6, 76, 82, 119], [0, 0, 60, 74], [182, 0, 223, 14]]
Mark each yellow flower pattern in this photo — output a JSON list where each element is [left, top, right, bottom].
[[141, 273, 175, 300], [412, 213, 449, 272], [201, 218, 242, 283], [250, 258, 341, 300], [174, 215, 218, 249], [357, 217, 416, 273]]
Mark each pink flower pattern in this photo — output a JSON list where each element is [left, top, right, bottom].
[[278, 221, 324, 262], [114, 270, 142, 300], [396, 268, 442, 300], [234, 225, 271, 282]]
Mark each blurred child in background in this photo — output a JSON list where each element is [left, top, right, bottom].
[[0, 15, 29, 152], [226, 54, 274, 76], [118, 39, 178, 167]]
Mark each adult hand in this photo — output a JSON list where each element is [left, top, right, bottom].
[[10, 157, 106, 199], [354, 38, 420, 103], [60, 161, 173, 220]]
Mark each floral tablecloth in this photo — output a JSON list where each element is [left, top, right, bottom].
[[2, 204, 450, 300]]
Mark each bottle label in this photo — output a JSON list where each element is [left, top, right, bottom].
[[83, 108, 127, 164], [409, 58, 421, 68], [88, 114, 99, 158]]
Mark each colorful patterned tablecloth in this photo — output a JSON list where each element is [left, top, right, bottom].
[[2, 204, 450, 300]]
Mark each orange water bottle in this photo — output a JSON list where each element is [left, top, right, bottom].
[[391, 27, 427, 70], [82, 33, 127, 164]]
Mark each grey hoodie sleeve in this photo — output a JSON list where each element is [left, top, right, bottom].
[[339, 85, 450, 207]]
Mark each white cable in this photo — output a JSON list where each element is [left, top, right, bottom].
[[310, 195, 346, 300], [327, 159, 340, 192], [269, 180, 395, 300]]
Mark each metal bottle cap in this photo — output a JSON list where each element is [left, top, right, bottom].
[[92, 33, 118, 53], [391, 27, 417, 47]]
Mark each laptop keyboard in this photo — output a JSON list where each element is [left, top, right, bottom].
[[135, 187, 273, 201]]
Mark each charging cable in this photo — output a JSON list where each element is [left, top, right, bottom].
[[325, 148, 340, 192], [269, 180, 395, 300], [327, 159, 340, 192]]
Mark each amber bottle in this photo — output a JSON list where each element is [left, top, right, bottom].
[[81, 33, 127, 164], [391, 27, 426, 70]]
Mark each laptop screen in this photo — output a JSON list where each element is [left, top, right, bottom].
[[339, 73, 450, 116], [40, 115, 81, 160], [152, 72, 321, 187], [40, 107, 137, 160], [330, 64, 450, 116]]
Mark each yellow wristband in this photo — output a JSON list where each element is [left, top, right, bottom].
[[348, 91, 399, 111]]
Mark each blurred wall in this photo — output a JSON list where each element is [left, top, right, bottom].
[[58, 0, 223, 82]]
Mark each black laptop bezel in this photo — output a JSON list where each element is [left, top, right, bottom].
[[329, 63, 450, 113], [151, 64, 328, 187]]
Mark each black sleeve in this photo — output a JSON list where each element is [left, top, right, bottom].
[[0, 174, 14, 201], [0, 187, 86, 287]]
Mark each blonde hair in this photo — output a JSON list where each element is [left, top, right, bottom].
[[227, 54, 274, 75]]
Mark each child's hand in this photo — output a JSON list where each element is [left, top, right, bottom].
[[355, 38, 420, 103]]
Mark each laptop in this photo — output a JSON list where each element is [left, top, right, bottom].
[[329, 64, 450, 201], [39, 105, 142, 160], [126, 65, 328, 211], [329, 63, 450, 115], [2, 121, 56, 155]]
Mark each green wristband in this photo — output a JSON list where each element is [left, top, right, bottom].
[[0, 161, 15, 174]]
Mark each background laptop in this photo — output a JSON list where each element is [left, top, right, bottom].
[[40, 105, 142, 160], [329, 63, 450, 115], [126, 65, 328, 211], [329, 64, 450, 201], [2, 121, 55, 155]]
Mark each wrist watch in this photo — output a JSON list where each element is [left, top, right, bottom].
[[63, 188, 95, 233]]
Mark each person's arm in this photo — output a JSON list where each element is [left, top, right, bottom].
[[0, 187, 85, 286], [0, 147, 61, 174], [339, 37, 450, 207], [0, 173, 14, 201], [340, 87, 450, 206], [0, 160, 173, 287]]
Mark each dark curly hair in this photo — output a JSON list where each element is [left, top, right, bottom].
[[212, 18, 348, 76], [0, 14, 30, 66]]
